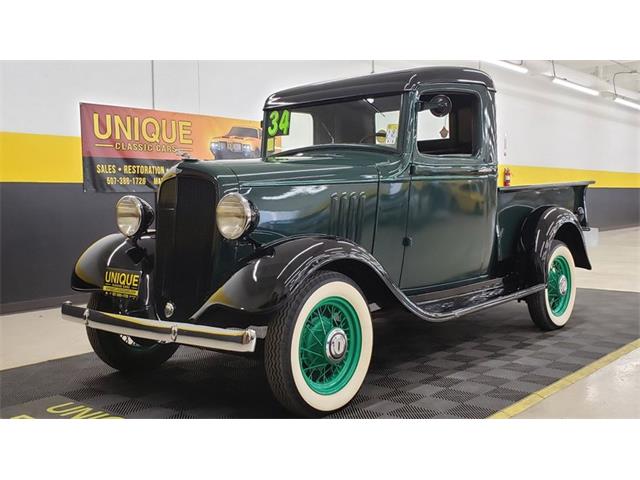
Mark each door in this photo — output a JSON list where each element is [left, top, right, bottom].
[[400, 86, 497, 290]]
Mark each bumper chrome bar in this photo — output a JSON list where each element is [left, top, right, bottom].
[[61, 302, 259, 353]]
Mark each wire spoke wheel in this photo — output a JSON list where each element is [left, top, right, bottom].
[[119, 335, 157, 348], [547, 255, 572, 316], [85, 293, 178, 372], [528, 241, 577, 331], [264, 272, 373, 416], [299, 296, 362, 395]]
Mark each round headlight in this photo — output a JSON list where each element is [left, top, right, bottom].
[[116, 195, 153, 237], [216, 193, 256, 240]]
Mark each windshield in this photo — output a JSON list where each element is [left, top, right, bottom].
[[228, 126, 259, 138], [263, 94, 403, 157]]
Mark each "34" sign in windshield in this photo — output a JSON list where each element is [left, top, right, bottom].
[[266, 109, 291, 137]]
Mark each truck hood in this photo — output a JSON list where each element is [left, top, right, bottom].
[[172, 148, 391, 252], [183, 148, 396, 186]]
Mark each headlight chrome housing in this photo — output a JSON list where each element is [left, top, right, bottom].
[[116, 195, 154, 238], [216, 193, 258, 240]]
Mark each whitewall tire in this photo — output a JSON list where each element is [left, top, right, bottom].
[[264, 271, 373, 417], [527, 240, 577, 330]]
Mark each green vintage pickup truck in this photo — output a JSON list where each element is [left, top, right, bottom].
[[62, 67, 593, 417]]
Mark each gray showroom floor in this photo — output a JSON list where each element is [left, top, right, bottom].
[[1, 227, 639, 418]]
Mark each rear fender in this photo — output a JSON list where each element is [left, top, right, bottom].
[[519, 206, 592, 285], [71, 232, 155, 314]]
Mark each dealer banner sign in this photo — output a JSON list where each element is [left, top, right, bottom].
[[80, 103, 261, 192]]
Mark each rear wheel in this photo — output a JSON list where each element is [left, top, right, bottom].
[[527, 240, 577, 331], [86, 293, 178, 372], [264, 271, 373, 417]]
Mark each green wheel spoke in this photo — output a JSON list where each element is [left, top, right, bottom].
[[308, 364, 328, 375], [319, 315, 328, 336], [305, 364, 323, 372], [300, 347, 325, 359], [304, 325, 325, 348]]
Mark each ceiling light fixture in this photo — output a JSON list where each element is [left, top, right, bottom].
[[613, 96, 640, 111], [612, 70, 640, 111], [484, 60, 528, 74], [551, 77, 600, 96], [550, 61, 600, 96]]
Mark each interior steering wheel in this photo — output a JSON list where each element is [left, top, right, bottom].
[[357, 131, 386, 144]]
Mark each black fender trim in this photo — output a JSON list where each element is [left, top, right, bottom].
[[193, 235, 395, 317], [519, 206, 592, 285], [71, 232, 156, 314], [195, 235, 550, 324]]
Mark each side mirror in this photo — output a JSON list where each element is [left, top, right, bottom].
[[421, 94, 452, 117]]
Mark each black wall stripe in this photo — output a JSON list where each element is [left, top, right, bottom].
[[0, 183, 638, 311]]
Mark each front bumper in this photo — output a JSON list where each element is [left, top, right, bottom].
[[61, 302, 261, 353]]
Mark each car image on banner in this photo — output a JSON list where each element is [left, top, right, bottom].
[[210, 126, 262, 159]]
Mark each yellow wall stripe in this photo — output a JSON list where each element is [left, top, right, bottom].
[[1, 131, 639, 187], [0, 132, 82, 183], [498, 164, 640, 189], [489, 338, 640, 419]]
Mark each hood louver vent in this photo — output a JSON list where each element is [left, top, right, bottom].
[[329, 192, 366, 243]]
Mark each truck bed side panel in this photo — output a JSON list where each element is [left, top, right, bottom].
[[497, 182, 591, 261]]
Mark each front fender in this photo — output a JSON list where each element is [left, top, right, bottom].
[[71, 232, 156, 314], [520, 206, 592, 285], [193, 235, 391, 317]]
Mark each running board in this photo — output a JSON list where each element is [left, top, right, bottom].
[[400, 284, 546, 323]]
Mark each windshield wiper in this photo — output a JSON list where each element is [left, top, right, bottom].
[[360, 98, 385, 117], [319, 120, 335, 144]]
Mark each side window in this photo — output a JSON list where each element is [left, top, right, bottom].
[[416, 92, 480, 157]]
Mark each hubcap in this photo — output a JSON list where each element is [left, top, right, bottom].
[[325, 328, 348, 363], [547, 255, 572, 316], [558, 275, 568, 296], [299, 296, 362, 395]]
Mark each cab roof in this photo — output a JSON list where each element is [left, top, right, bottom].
[[264, 66, 495, 109]]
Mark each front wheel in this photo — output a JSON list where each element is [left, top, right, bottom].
[[86, 293, 179, 372], [264, 271, 373, 417], [526, 240, 577, 330]]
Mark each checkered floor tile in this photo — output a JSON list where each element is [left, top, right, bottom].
[[1, 288, 638, 419]]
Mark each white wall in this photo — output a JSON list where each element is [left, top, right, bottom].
[[0, 60, 153, 136], [1, 60, 639, 173], [195, 60, 371, 120], [492, 67, 640, 173]]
